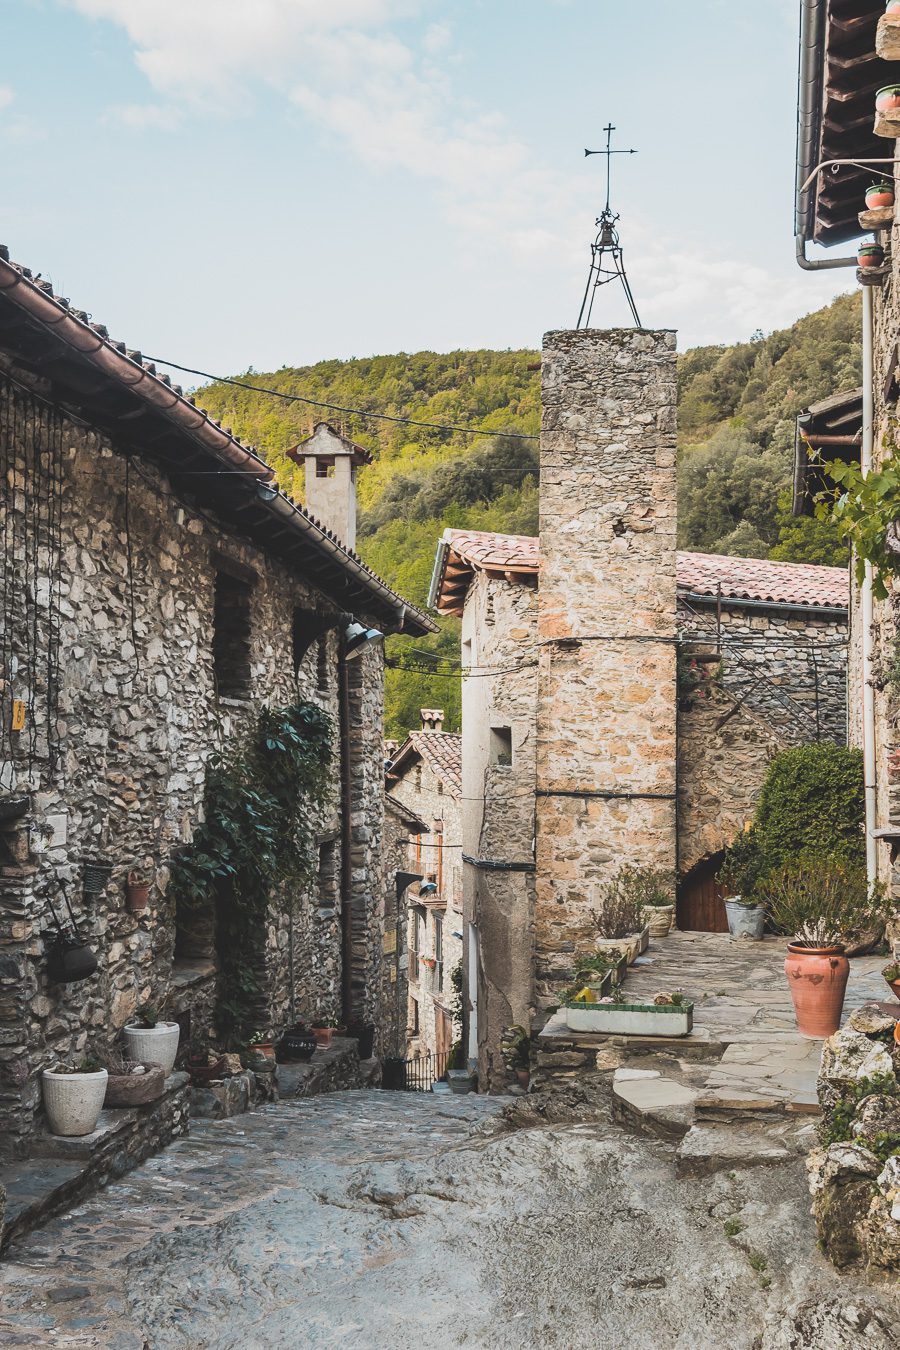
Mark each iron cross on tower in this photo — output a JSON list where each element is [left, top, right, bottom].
[[577, 123, 642, 329]]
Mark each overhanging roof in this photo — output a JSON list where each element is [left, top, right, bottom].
[[796, 0, 900, 248], [792, 385, 863, 515], [0, 245, 435, 637]]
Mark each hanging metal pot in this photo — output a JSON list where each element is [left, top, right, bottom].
[[46, 929, 98, 984], [83, 860, 113, 898]]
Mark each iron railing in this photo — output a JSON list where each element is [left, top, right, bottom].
[[403, 1049, 449, 1092]]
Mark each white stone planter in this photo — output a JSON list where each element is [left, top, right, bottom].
[[594, 926, 650, 967], [643, 906, 674, 938], [565, 1001, 693, 1038], [42, 1068, 108, 1136], [123, 1021, 181, 1074]]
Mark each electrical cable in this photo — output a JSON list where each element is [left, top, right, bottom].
[[144, 355, 540, 443]]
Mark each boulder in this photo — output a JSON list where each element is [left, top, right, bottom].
[[807, 1142, 882, 1267], [847, 1004, 897, 1037], [818, 1026, 895, 1112], [850, 1094, 900, 1142]]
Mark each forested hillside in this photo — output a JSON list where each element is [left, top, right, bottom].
[[196, 293, 861, 737]]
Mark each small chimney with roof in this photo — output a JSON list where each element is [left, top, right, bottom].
[[287, 421, 373, 550], [420, 708, 444, 733]]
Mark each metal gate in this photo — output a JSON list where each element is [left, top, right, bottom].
[[403, 1050, 449, 1091]]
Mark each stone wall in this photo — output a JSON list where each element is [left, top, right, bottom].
[[676, 602, 848, 873], [460, 570, 538, 1089], [0, 367, 385, 1158], [534, 328, 679, 1009], [381, 796, 415, 1058]]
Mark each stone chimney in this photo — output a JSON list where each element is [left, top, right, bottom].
[[287, 422, 373, 550], [534, 328, 678, 1007], [420, 708, 445, 733]]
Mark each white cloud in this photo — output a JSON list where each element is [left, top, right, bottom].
[[0, 87, 14, 113], [110, 103, 181, 131]]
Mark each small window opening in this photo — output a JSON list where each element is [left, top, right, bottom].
[[213, 572, 252, 699], [317, 839, 338, 910], [316, 458, 336, 478], [437, 779, 443, 796], [490, 726, 513, 767]]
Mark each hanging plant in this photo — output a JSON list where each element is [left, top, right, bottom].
[[169, 702, 333, 1045], [865, 182, 895, 210], [857, 243, 885, 269]]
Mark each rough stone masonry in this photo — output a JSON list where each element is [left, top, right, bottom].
[[534, 329, 678, 1006]]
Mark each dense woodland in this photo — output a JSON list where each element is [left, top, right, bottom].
[[197, 292, 861, 737]]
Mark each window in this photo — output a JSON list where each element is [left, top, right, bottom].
[[489, 726, 513, 767], [316, 458, 336, 478], [317, 838, 338, 911], [213, 571, 252, 699], [409, 996, 420, 1036], [434, 913, 444, 993]]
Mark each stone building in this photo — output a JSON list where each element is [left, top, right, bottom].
[[0, 246, 433, 1158], [385, 711, 463, 1067], [794, 2, 900, 925], [381, 791, 428, 1059], [430, 330, 849, 1089]]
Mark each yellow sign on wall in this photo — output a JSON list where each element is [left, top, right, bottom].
[[10, 700, 26, 732], [382, 930, 397, 954]]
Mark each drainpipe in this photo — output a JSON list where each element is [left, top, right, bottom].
[[861, 286, 879, 887], [338, 642, 354, 1024]]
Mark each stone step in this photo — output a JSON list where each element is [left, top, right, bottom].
[[674, 1123, 795, 1179], [0, 1159, 84, 1251], [610, 1069, 697, 1142]]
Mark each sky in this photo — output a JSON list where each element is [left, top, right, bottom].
[[1, 0, 856, 374]]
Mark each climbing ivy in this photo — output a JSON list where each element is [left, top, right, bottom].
[[816, 450, 900, 600], [170, 703, 333, 1046]]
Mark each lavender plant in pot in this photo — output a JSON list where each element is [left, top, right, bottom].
[[718, 830, 766, 940]]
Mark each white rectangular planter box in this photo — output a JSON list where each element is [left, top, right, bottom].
[[565, 1001, 693, 1038]]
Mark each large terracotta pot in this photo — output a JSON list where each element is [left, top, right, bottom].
[[865, 184, 895, 210], [876, 85, 900, 112], [784, 944, 849, 1038]]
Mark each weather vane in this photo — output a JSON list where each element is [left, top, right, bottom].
[[577, 123, 642, 329]]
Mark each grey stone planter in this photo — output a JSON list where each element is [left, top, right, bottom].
[[42, 1068, 108, 1136], [446, 1070, 476, 1095], [723, 897, 765, 940], [123, 1022, 181, 1075]]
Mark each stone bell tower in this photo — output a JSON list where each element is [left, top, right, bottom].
[[534, 328, 678, 1006]]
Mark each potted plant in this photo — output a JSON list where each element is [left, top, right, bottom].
[[102, 1049, 166, 1107], [883, 960, 900, 1000], [888, 0, 900, 16], [866, 182, 895, 210], [247, 1030, 277, 1062], [125, 870, 151, 913], [275, 1022, 317, 1063], [876, 85, 900, 112], [718, 830, 766, 939], [760, 857, 889, 1038], [626, 866, 676, 938], [42, 1056, 108, 1136], [591, 867, 650, 966], [123, 1002, 181, 1074], [565, 988, 693, 1038], [500, 1024, 530, 1087], [185, 1038, 226, 1084], [858, 242, 885, 269]]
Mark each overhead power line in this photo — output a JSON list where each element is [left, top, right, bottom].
[[144, 355, 540, 443]]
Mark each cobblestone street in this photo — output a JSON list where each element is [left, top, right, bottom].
[[2, 1086, 898, 1350]]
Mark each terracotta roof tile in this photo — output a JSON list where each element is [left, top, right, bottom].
[[388, 731, 462, 797], [434, 530, 848, 612]]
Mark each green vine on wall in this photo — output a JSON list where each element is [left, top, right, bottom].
[[170, 702, 333, 1046], [815, 450, 900, 600]]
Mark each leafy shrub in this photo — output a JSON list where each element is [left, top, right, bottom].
[[591, 867, 651, 939], [752, 745, 864, 871]]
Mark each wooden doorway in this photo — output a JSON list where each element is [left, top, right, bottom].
[[678, 853, 727, 932], [436, 1008, 453, 1060]]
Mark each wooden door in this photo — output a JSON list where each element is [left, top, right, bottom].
[[678, 855, 728, 932], [436, 1008, 452, 1060]]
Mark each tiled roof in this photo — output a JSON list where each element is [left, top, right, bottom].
[[387, 731, 462, 798], [430, 529, 848, 613], [0, 244, 435, 636], [676, 550, 848, 610]]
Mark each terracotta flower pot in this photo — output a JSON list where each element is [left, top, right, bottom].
[[876, 85, 900, 112], [126, 872, 150, 912], [866, 183, 895, 209], [858, 244, 885, 268], [313, 1027, 333, 1049], [887, 1, 900, 16], [784, 944, 849, 1038]]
